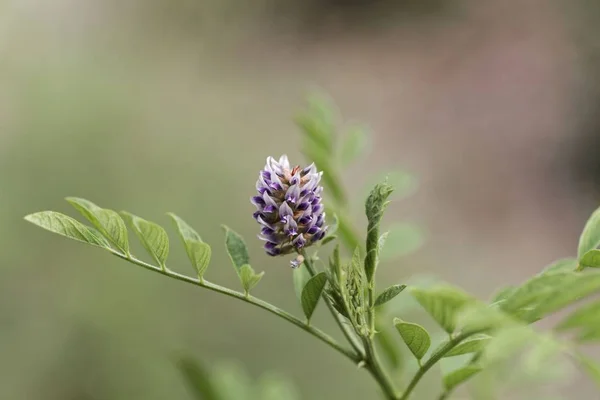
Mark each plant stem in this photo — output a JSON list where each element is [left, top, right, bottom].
[[300, 250, 365, 357], [437, 391, 451, 400], [400, 332, 476, 400], [364, 339, 400, 399], [110, 251, 361, 364]]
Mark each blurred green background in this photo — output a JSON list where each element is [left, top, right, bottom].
[[3, 0, 600, 398]]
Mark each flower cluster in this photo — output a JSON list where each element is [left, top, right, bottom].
[[252, 155, 327, 257]]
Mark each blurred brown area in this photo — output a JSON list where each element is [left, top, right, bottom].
[[2, 0, 600, 398]]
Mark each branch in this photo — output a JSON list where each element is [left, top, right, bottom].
[[109, 250, 361, 364]]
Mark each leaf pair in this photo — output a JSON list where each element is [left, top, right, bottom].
[[25, 198, 214, 280], [222, 226, 264, 295]]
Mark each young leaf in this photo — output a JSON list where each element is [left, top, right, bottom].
[[374, 284, 407, 307], [321, 235, 337, 246], [364, 171, 418, 201], [580, 250, 600, 269], [340, 126, 369, 165], [168, 213, 211, 279], [527, 272, 600, 319], [364, 182, 394, 282], [301, 272, 328, 322], [579, 205, 600, 258], [24, 211, 111, 249], [443, 334, 491, 358], [293, 264, 311, 302], [443, 365, 482, 391], [490, 286, 516, 304], [239, 264, 264, 295], [222, 225, 250, 272], [187, 242, 211, 279], [500, 272, 575, 314], [393, 318, 431, 360], [122, 212, 169, 268], [539, 258, 578, 275], [66, 197, 129, 254], [557, 300, 600, 331], [167, 212, 202, 242], [411, 286, 476, 333]]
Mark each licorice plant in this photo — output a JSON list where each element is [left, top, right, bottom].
[[24, 98, 600, 399]]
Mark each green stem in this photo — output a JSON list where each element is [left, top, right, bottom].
[[437, 391, 451, 400], [400, 332, 476, 400], [301, 250, 365, 357], [364, 339, 400, 399], [110, 251, 360, 364]]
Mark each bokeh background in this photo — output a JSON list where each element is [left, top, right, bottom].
[[3, 0, 600, 398]]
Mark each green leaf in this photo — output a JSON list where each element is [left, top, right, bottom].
[[374, 284, 407, 307], [443, 365, 482, 391], [443, 334, 491, 358], [239, 264, 264, 295], [167, 212, 202, 242], [301, 272, 328, 322], [500, 272, 575, 314], [490, 286, 516, 304], [340, 126, 369, 165], [176, 357, 221, 400], [167, 213, 211, 278], [579, 205, 600, 258], [66, 197, 129, 253], [293, 264, 312, 303], [321, 235, 337, 246], [527, 272, 600, 319], [411, 286, 476, 333], [379, 223, 424, 261], [557, 300, 600, 331], [393, 318, 431, 360], [577, 355, 600, 389], [580, 250, 600, 269], [24, 211, 111, 249], [222, 225, 250, 272], [539, 258, 578, 274], [351, 246, 362, 272], [364, 181, 394, 282], [122, 212, 169, 267]]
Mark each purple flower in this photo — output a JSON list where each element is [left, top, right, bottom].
[[252, 155, 328, 257]]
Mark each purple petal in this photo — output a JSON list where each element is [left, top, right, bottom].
[[251, 196, 265, 207], [312, 204, 323, 214], [261, 227, 275, 235], [279, 201, 294, 221], [297, 202, 310, 211], [264, 205, 276, 213], [292, 234, 306, 249], [285, 184, 300, 204], [285, 218, 298, 237], [257, 215, 274, 229], [307, 226, 319, 235], [298, 215, 312, 225], [301, 163, 316, 176]]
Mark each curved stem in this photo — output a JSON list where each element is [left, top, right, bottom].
[[365, 339, 400, 399], [300, 250, 365, 357], [110, 251, 360, 364], [400, 332, 476, 400]]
